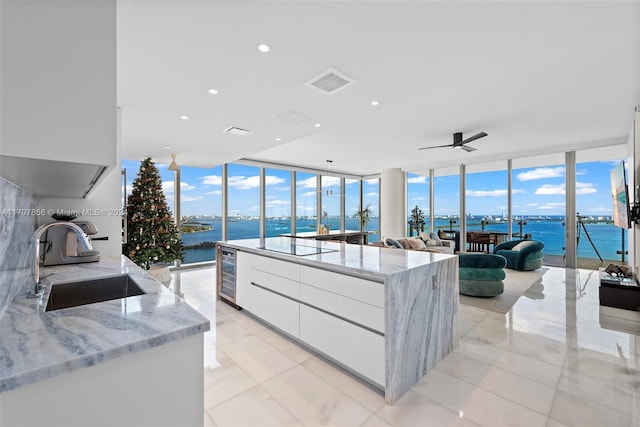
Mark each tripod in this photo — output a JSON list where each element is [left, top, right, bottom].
[[576, 214, 602, 262]]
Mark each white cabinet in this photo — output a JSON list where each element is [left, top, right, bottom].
[[299, 305, 385, 387], [236, 251, 385, 387]]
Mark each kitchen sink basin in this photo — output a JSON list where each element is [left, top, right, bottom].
[[45, 274, 146, 311]]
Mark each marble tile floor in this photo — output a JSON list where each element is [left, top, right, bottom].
[[169, 266, 640, 427]]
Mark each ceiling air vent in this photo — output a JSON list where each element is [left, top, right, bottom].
[[223, 126, 251, 136], [305, 67, 356, 95]]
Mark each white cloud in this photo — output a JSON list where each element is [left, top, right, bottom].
[[517, 167, 565, 181], [162, 181, 196, 193], [467, 189, 525, 197], [539, 202, 565, 210], [300, 191, 316, 198], [365, 178, 379, 184], [535, 184, 565, 195], [345, 179, 359, 185], [407, 176, 427, 184], [266, 199, 290, 207], [204, 190, 221, 195], [321, 176, 341, 187], [576, 182, 597, 195], [297, 205, 316, 212], [181, 195, 204, 202], [228, 175, 260, 190], [366, 192, 378, 197], [525, 203, 539, 207], [297, 176, 317, 188], [201, 175, 222, 186], [534, 182, 596, 195], [265, 176, 285, 186], [412, 196, 425, 201]]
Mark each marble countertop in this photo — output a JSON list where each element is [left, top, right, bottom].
[[219, 236, 456, 282], [279, 229, 367, 238], [0, 256, 210, 393]]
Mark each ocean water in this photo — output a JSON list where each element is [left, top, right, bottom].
[[180, 216, 627, 264]]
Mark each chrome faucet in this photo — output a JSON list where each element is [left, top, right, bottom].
[[32, 222, 93, 296]]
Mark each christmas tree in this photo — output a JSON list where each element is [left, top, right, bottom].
[[123, 157, 184, 269]]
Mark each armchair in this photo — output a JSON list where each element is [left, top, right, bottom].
[[493, 239, 544, 271]]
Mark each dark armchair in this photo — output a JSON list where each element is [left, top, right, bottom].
[[493, 239, 544, 271]]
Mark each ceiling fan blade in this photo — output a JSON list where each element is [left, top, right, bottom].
[[461, 132, 488, 144], [418, 143, 452, 151], [461, 145, 477, 152]]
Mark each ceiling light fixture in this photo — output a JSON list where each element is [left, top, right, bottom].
[[258, 44, 270, 53], [371, 100, 380, 106], [180, 115, 190, 120], [275, 137, 281, 141], [314, 123, 321, 128], [164, 145, 172, 149], [168, 154, 179, 171], [208, 89, 219, 95]]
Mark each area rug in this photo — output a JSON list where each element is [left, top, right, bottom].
[[459, 268, 549, 314]]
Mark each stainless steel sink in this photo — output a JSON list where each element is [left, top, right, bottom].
[[45, 274, 146, 311]]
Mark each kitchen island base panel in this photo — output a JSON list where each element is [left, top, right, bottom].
[[0, 334, 204, 427], [385, 258, 459, 404]]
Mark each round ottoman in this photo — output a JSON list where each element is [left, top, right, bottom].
[[458, 253, 507, 297]]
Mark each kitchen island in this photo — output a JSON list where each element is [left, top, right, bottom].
[[216, 237, 458, 404], [0, 256, 210, 426]]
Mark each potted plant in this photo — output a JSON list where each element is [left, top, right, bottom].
[[122, 157, 184, 283], [408, 205, 425, 236], [356, 203, 372, 231]]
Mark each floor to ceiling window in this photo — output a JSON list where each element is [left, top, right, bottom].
[[363, 178, 380, 242], [227, 163, 261, 240], [465, 162, 508, 252], [296, 172, 318, 233], [345, 178, 361, 231], [433, 167, 460, 233], [576, 146, 630, 265], [512, 154, 565, 259], [321, 174, 341, 231], [407, 173, 429, 236], [179, 165, 222, 263], [265, 168, 291, 237]]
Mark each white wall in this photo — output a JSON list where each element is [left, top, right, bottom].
[[380, 168, 406, 238]]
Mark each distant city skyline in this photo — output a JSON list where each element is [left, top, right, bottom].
[[123, 159, 623, 218]]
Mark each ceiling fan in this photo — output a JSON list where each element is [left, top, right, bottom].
[[418, 131, 488, 152]]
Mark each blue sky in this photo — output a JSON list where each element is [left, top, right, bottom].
[[123, 159, 623, 218]]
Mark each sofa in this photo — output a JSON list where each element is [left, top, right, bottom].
[[458, 253, 507, 297], [379, 233, 455, 254], [493, 239, 544, 271]]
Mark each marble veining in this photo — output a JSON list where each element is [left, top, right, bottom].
[[0, 256, 210, 393], [0, 176, 37, 319], [384, 256, 459, 403]]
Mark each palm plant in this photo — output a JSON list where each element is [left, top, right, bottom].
[[356, 203, 372, 231]]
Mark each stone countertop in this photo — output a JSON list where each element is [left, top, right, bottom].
[[218, 236, 456, 282], [0, 256, 210, 393]]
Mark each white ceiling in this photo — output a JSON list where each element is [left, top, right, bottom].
[[117, 1, 639, 177]]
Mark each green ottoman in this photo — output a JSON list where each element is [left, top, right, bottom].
[[459, 253, 507, 297]]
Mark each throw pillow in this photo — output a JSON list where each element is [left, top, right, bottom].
[[409, 238, 427, 250], [511, 240, 535, 251], [385, 237, 404, 249], [429, 232, 442, 245], [419, 231, 431, 242], [425, 239, 437, 246], [397, 238, 412, 249]]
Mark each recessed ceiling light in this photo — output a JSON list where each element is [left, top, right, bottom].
[[314, 123, 321, 128], [371, 100, 380, 106], [208, 89, 218, 95], [258, 44, 270, 53], [180, 115, 190, 120], [164, 145, 172, 149], [275, 137, 281, 141]]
